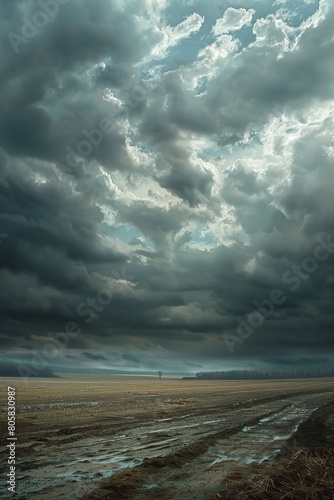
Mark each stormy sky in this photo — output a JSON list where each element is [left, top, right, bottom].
[[0, 0, 333, 374]]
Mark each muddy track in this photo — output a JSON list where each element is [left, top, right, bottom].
[[81, 392, 334, 500], [1, 379, 333, 500], [282, 399, 334, 452]]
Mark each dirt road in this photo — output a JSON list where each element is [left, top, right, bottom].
[[0, 376, 333, 499]]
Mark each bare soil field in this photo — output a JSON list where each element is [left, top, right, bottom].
[[1, 376, 334, 499]]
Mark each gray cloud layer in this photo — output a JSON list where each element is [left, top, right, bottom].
[[0, 0, 333, 373]]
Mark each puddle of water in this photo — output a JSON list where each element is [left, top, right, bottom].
[[291, 422, 301, 433], [94, 453, 128, 463], [130, 437, 179, 451], [148, 423, 200, 434], [209, 402, 322, 468], [148, 418, 223, 435], [211, 454, 229, 465], [258, 450, 280, 463], [157, 413, 194, 422], [272, 434, 290, 441], [18, 454, 141, 495], [259, 414, 280, 423]]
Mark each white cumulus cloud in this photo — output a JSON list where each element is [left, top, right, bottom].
[[212, 7, 255, 36]]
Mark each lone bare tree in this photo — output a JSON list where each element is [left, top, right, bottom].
[[158, 371, 162, 380]]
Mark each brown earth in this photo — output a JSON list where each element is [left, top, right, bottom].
[[217, 400, 334, 499], [0, 376, 334, 499]]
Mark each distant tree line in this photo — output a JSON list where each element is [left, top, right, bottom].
[[194, 367, 334, 380], [0, 360, 58, 378]]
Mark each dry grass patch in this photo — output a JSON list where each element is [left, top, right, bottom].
[[82, 469, 143, 500], [221, 448, 334, 500]]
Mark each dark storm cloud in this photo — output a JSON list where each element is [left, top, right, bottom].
[[123, 354, 140, 364], [0, 0, 154, 175], [82, 352, 107, 361], [1, 0, 334, 373]]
